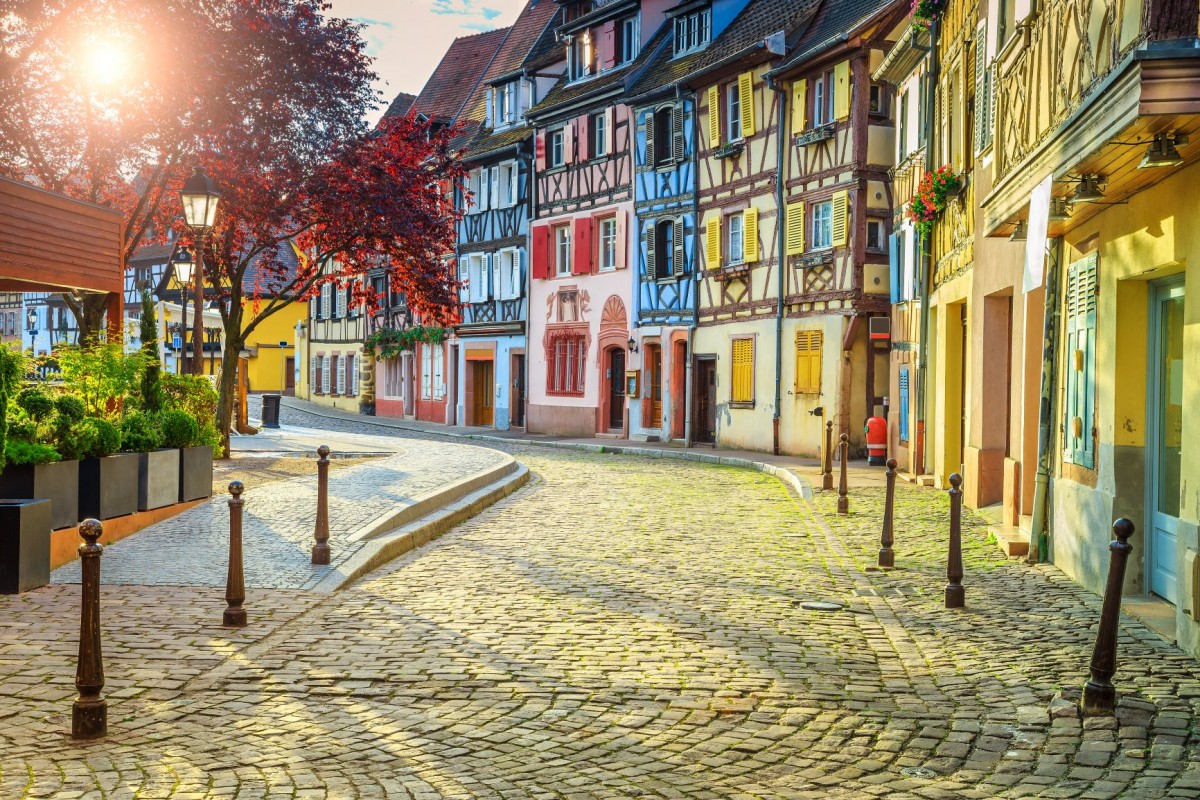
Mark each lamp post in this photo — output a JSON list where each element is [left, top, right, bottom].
[[26, 307, 37, 356], [179, 167, 221, 375], [172, 247, 194, 375]]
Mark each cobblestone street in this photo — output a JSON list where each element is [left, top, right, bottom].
[[3, 409, 1200, 798]]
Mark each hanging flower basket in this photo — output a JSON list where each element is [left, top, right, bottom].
[[908, 165, 962, 240], [911, 0, 946, 28], [365, 324, 448, 360]]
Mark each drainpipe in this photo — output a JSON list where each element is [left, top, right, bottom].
[[768, 74, 788, 456], [914, 17, 940, 477], [683, 82, 698, 447], [1030, 236, 1064, 562]]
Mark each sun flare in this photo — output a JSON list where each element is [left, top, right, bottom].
[[83, 38, 127, 85]]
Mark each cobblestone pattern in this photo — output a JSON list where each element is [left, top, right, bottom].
[[3, 410, 1200, 798], [51, 437, 508, 589]]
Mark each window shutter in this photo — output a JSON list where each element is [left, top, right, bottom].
[[706, 214, 720, 268], [791, 80, 807, 134], [510, 163, 520, 206], [572, 216, 593, 275], [707, 86, 720, 147], [831, 191, 849, 247], [576, 115, 590, 161], [643, 224, 656, 281], [644, 111, 656, 167], [309, 356, 317, 392], [614, 210, 627, 270], [738, 72, 755, 137], [352, 356, 360, 396], [489, 166, 500, 209], [672, 218, 685, 277], [888, 234, 900, 302], [514, 249, 526, 298], [974, 20, 992, 153], [898, 369, 910, 442], [794, 331, 822, 393], [601, 20, 617, 70], [604, 107, 614, 154], [345, 355, 353, 395], [731, 338, 754, 402], [532, 226, 551, 280], [743, 208, 759, 262], [672, 104, 685, 162], [833, 61, 850, 120], [562, 123, 574, 164], [535, 131, 546, 171], [1064, 255, 1097, 468], [785, 201, 805, 256]]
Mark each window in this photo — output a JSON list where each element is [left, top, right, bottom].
[[319, 283, 331, 319], [433, 346, 444, 400], [547, 333, 587, 396], [728, 213, 745, 264], [794, 331, 822, 394], [1063, 254, 1097, 469], [812, 201, 833, 250], [466, 169, 482, 212], [498, 249, 522, 299], [591, 113, 608, 158], [321, 355, 331, 393], [653, 107, 672, 167], [652, 220, 674, 280], [466, 254, 489, 303], [421, 345, 432, 399], [336, 284, 347, 318], [812, 71, 834, 126], [554, 225, 572, 276], [998, 0, 1016, 48], [498, 162, 518, 206], [549, 129, 565, 168], [673, 7, 711, 56], [335, 354, 346, 394], [350, 355, 360, 396], [731, 338, 754, 404], [568, 32, 594, 81], [619, 16, 640, 64], [599, 217, 617, 272], [866, 219, 887, 252], [869, 83, 889, 116], [898, 91, 909, 157], [495, 81, 517, 126], [727, 82, 742, 141]]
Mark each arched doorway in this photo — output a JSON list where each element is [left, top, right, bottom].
[[597, 295, 629, 435]]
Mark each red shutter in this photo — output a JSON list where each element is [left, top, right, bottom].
[[576, 115, 590, 161], [563, 123, 575, 164], [614, 210, 627, 270], [572, 216, 593, 275], [601, 21, 617, 70], [605, 107, 615, 155], [532, 225, 551, 280], [535, 130, 546, 171]]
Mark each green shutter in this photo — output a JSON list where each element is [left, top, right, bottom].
[[1064, 254, 1097, 469]]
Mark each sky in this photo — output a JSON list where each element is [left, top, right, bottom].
[[330, 0, 529, 123]]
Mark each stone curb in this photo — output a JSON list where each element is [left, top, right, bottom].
[[310, 463, 531, 593], [279, 398, 816, 501]]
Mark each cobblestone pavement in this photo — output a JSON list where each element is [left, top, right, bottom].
[[51, 433, 509, 589], [3, 408, 1200, 798]]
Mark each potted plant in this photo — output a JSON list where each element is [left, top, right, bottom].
[[0, 345, 53, 594], [161, 409, 214, 502], [78, 416, 137, 520], [0, 390, 82, 530], [122, 411, 178, 512], [908, 164, 963, 241]]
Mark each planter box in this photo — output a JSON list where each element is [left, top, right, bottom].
[[79, 453, 139, 520], [0, 499, 52, 593], [0, 460, 80, 530], [179, 445, 214, 503], [137, 449, 180, 511]]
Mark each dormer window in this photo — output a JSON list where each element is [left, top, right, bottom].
[[617, 16, 640, 66], [568, 32, 595, 81], [490, 81, 522, 129], [673, 7, 711, 57]]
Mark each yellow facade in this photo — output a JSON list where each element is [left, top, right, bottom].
[[243, 300, 304, 394]]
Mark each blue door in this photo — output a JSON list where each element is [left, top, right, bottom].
[[1148, 279, 1184, 600]]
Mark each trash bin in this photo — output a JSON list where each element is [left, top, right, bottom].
[[261, 394, 282, 428]]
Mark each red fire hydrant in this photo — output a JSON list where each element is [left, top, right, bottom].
[[865, 416, 887, 466]]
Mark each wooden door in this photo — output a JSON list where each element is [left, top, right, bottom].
[[608, 348, 625, 430], [285, 357, 295, 393], [647, 344, 662, 427], [695, 358, 716, 444], [511, 353, 525, 428], [470, 360, 495, 427]]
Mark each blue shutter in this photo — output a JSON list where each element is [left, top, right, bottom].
[[889, 234, 900, 303], [898, 368, 910, 443]]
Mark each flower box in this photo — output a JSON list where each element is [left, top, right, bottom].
[[0, 499, 52, 594], [79, 453, 139, 520], [179, 445, 214, 503], [713, 141, 745, 160], [0, 460, 80, 530], [137, 449, 181, 512]]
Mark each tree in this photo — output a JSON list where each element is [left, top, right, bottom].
[[138, 291, 164, 412]]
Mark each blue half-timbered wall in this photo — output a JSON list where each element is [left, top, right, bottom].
[[633, 97, 696, 327], [457, 155, 530, 329]]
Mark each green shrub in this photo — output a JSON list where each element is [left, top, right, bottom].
[[54, 420, 96, 461], [120, 411, 164, 452], [161, 373, 218, 429], [5, 413, 35, 443], [83, 418, 121, 459], [5, 440, 60, 466], [54, 394, 86, 423], [55, 343, 146, 416], [159, 409, 200, 449], [16, 389, 54, 420]]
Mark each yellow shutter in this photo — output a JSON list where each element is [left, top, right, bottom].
[[795, 331, 823, 393], [791, 79, 807, 134], [707, 85, 721, 148], [732, 338, 754, 403], [831, 190, 848, 247], [738, 71, 755, 137], [833, 61, 850, 120], [705, 214, 721, 268], [743, 208, 759, 262], [785, 201, 805, 256]]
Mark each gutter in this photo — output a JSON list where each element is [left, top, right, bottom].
[[767, 72, 787, 456], [764, 33, 849, 80], [685, 80, 699, 447], [1029, 236, 1064, 562], [914, 16, 939, 477]]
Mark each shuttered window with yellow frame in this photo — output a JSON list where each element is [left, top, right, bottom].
[[795, 330, 822, 394], [791, 79, 807, 134], [705, 214, 720, 269], [831, 190, 849, 247], [731, 337, 754, 403], [785, 201, 805, 255], [707, 86, 721, 148], [833, 61, 850, 120], [743, 207, 759, 262], [738, 72, 755, 137]]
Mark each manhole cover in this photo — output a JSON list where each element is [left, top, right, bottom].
[[799, 601, 844, 611], [900, 767, 937, 779]]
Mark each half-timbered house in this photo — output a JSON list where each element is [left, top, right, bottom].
[[524, 0, 668, 437], [454, 0, 559, 430], [304, 257, 366, 411]]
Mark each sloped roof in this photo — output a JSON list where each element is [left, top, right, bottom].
[[129, 243, 175, 264], [241, 240, 302, 296], [483, 0, 560, 85], [775, 0, 906, 72], [383, 92, 417, 119], [522, 5, 566, 70], [411, 27, 511, 122], [630, 0, 820, 98]]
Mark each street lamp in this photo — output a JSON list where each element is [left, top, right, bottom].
[[179, 167, 221, 375], [26, 307, 37, 355], [172, 247, 194, 375]]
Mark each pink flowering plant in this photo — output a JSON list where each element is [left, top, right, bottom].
[[911, 0, 946, 28], [908, 165, 962, 240]]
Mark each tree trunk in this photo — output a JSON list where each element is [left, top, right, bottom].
[[216, 335, 240, 459], [65, 294, 110, 346]]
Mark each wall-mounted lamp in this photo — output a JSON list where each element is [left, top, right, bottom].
[[809, 406, 824, 417], [1138, 133, 1187, 169], [1070, 175, 1105, 205], [627, 336, 638, 353], [1009, 220, 1028, 241]]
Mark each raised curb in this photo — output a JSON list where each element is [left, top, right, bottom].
[[310, 463, 531, 593]]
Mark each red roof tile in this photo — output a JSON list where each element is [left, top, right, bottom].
[[411, 27, 511, 123], [481, 0, 560, 85]]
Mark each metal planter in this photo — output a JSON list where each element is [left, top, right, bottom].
[[0, 459, 80, 530], [0, 498, 52, 594], [79, 453, 139, 520], [137, 448, 180, 511], [178, 445, 214, 503]]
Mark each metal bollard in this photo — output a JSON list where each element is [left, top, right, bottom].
[[822, 420, 834, 491], [837, 433, 849, 515], [1082, 518, 1136, 715], [945, 473, 965, 608], [72, 519, 106, 740], [879, 458, 897, 568], [224, 481, 247, 628], [312, 445, 331, 565]]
